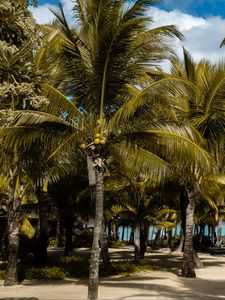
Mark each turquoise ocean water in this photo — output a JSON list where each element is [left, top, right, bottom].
[[118, 224, 225, 241]]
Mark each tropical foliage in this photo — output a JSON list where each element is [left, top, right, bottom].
[[0, 1, 225, 300]]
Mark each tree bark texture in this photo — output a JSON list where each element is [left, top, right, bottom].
[[217, 216, 223, 246], [4, 167, 21, 286], [99, 221, 111, 272], [172, 234, 184, 253], [172, 188, 187, 253], [134, 223, 140, 261], [193, 250, 204, 269], [87, 155, 96, 204], [88, 167, 104, 300], [217, 198, 224, 246], [181, 184, 197, 278], [140, 225, 148, 259]]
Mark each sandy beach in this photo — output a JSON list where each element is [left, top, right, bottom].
[[1, 248, 225, 300]]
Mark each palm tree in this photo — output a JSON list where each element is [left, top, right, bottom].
[[107, 173, 176, 259], [0, 0, 47, 286], [49, 2, 182, 298], [0, 0, 65, 284], [152, 49, 225, 277]]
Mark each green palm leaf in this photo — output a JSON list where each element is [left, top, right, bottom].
[[42, 83, 83, 120]]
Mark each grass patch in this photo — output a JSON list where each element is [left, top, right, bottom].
[[55, 256, 89, 278], [0, 256, 152, 281], [108, 239, 126, 248], [25, 266, 67, 280], [107, 260, 152, 276]]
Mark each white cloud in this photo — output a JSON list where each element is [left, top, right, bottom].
[[29, 4, 57, 24], [29, 0, 74, 24], [60, 0, 73, 13], [149, 7, 225, 65]]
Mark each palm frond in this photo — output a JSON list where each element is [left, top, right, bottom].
[[146, 124, 215, 179], [109, 77, 194, 129], [0, 110, 76, 151], [42, 83, 83, 120], [220, 38, 225, 48], [110, 141, 170, 184]]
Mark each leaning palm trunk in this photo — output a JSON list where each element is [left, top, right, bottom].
[[88, 164, 104, 300], [181, 183, 198, 278], [4, 166, 21, 286], [193, 249, 204, 268], [172, 234, 184, 252]]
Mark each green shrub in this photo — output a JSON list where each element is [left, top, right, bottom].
[[193, 234, 212, 251], [108, 237, 125, 248], [161, 238, 168, 248], [170, 236, 180, 249], [48, 236, 57, 247], [110, 260, 152, 275], [73, 229, 93, 248], [25, 266, 67, 280], [60, 256, 89, 278]]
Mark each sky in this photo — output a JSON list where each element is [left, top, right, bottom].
[[30, 0, 225, 69]]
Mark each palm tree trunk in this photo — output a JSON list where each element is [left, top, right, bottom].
[[56, 212, 64, 247], [172, 187, 187, 253], [87, 154, 96, 204], [140, 224, 148, 259], [217, 216, 223, 246], [217, 198, 224, 246], [193, 250, 204, 268], [99, 221, 111, 272], [4, 166, 21, 286], [35, 189, 49, 266], [107, 218, 112, 240], [129, 228, 134, 245], [181, 183, 198, 278], [88, 166, 104, 300], [134, 223, 140, 261], [154, 229, 161, 248], [168, 229, 172, 249], [121, 225, 125, 241], [172, 234, 184, 252], [211, 222, 216, 246]]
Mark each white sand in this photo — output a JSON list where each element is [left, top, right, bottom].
[[1, 248, 225, 300]]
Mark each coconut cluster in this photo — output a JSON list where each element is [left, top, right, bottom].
[[80, 133, 106, 150]]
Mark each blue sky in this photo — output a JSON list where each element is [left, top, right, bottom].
[[39, 0, 225, 18], [159, 0, 225, 18]]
